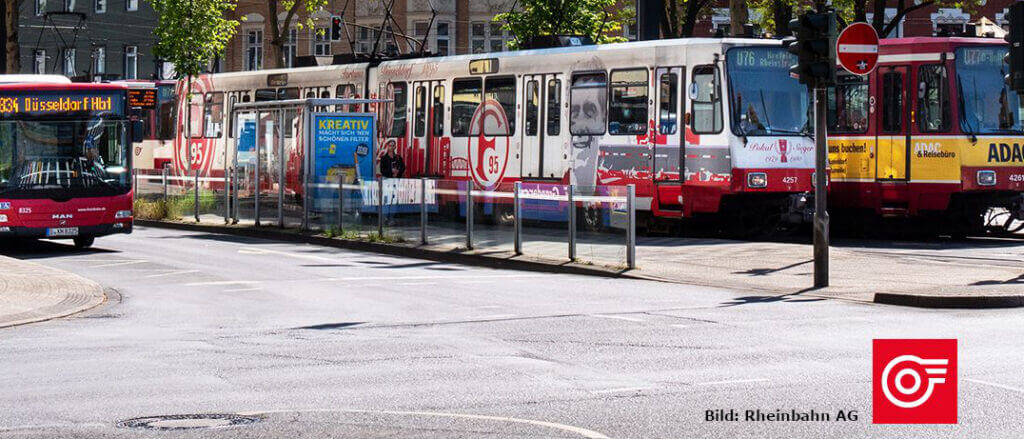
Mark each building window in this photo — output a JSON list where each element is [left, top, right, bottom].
[[931, 8, 970, 36], [35, 0, 46, 15], [126, 0, 137, 11], [414, 21, 429, 37], [356, 27, 374, 55], [489, 23, 505, 52], [383, 25, 397, 55], [123, 45, 137, 79], [471, 22, 486, 53], [471, 21, 508, 54], [64, 0, 74, 12], [94, 0, 104, 13], [625, 19, 638, 40], [312, 26, 331, 56], [436, 22, 450, 55], [283, 28, 297, 68], [62, 49, 76, 76], [245, 30, 263, 71], [866, 9, 903, 38], [92, 46, 105, 74], [33, 50, 46, 74]]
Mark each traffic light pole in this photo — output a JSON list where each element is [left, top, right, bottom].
[[813, 86, 829, 288]]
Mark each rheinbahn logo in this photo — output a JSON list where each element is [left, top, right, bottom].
[[873, 339, 957, 424], [467, 99, 510, 190]]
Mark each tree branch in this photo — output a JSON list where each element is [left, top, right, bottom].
[[882, 0, 933, 37]]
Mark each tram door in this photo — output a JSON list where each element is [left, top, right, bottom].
[[520, 73, 564, 178], [411, 80, 445, 176], [877, 65, 910, 180], [653, 67, 684, 182]]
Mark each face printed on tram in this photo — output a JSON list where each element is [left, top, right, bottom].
[[569, 57, 607, 194]]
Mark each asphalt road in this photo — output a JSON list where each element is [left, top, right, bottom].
[[1, 227, 1023, 438]]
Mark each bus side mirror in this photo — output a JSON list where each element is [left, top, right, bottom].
[[131, 120, 145, 143]]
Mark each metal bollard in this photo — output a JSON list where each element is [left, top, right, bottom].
[[626, 184, 636, 269], [420, 177, 428, 245], [194, 170, 200, 223], [161, 167, 168, 203], [568, 184, 576, 261], [377, 176, 384, 237], [514, 181, 522, 255], [466, 182, 474, 250], [337, 174, 345, 234], [224, 167, 230, 224]]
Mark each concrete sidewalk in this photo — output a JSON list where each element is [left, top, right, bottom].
[[0, 255, 106, 328], [141, 218, 1024, 308]]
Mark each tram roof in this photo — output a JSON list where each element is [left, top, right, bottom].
[[0, 82, 129, 92], [879, 36, 1005, 54]]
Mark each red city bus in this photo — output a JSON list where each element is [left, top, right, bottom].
[[0, 82, 143, 248]]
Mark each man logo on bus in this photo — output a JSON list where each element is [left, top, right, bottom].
[[467, 99, 510, 190]]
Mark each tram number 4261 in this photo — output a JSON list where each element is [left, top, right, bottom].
[[1009, 174, 1024, 183]]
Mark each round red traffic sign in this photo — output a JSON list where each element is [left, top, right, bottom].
[[836, 22, 880, 76]]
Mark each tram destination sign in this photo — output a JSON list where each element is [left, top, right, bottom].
[[128, 89, 157, 109], [0, 90, 125, 116]]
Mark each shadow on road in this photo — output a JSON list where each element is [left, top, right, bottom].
[[0, 238, 118, 260]]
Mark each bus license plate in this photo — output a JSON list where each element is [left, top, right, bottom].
[[46, 227, 79, 237]]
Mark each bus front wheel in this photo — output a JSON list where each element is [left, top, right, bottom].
[[73, 237, 95, 249]]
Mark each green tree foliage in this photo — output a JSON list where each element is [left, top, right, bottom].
[[494, 0, 631, 49], [266, 0, 328, 68], [149, 0, 239, 79], [750, 0, 982, 38]]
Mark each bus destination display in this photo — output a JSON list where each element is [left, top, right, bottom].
[[0, 91, 125, 116]]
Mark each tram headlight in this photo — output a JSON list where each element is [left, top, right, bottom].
[[115, 210, 133, 219], [977, 170, 997, 186], [747, 172, 768, 189], [0, 214, 7, 223]]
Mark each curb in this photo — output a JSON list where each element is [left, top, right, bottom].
[[0, 257, 107, 329], [873, 292, 1024, 309], [135, 220, 631, 279]]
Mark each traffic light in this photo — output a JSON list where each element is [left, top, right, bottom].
[[1005, 3, 1024, 93], [331, 16, 343, 41], [783, 10, 837, 88]]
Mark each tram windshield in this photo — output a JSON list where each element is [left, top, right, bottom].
[[956, 45, 1024, 134], [726, 46, 811, 136]]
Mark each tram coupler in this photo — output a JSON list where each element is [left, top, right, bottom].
[[785, 192, 815, 224], [1012, 194, 1024, 222]]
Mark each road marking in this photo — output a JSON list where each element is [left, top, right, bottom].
[[965, 378, 1024, 394], [589, 314, 644, 322], [591, 386, 656, 394], [184, 280, 262, 286], [224, 287, 262, 293], [89, 260, 147, 268], [318, 274, 544, 282], [697, 378, 769, 386], [237, 409, 610, 439], [471, 314, 517, 320], [143, 269, 200, 279]]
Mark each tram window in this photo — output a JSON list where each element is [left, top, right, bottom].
[[241, 93, 251, 103], [609, 69, 648, 135], [918, 65, 950, 132], [188, 93, 203, 138], [336, 84, 355, 111], [881, 72, 903, 133], [388, 82, 408, 138], [691, 65, 722, 134], [827, 78, 869, 134], [484, 76, 516, 136], [414, 85, 427, 137], [305, 90, 316, 98], [525, 80, 539, 136], [658, 73, 678, 135], [255, 88, 276, 102], [278, 87, 299, 100], [157, 85, 176, 140], [570, 72, 607, 136], [547, 79, 561, 136], [320, 90, 330, 98], [451, 78, 482, 137], [432, 85, 445, 136], [203, 93, 224, 138]]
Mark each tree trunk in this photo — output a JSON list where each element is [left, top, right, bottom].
[[854, 0, 867, 24], [871, 0, 886, 34], [772, 0, 792, 36], [681, 0, 704, 37], [3, 0, 19, 74], [729, 0, 749, 36]]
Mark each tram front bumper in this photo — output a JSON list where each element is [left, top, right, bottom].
[[784, 192, 814, 224]]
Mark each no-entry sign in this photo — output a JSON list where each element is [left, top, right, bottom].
[[837, 22, 880, 76]]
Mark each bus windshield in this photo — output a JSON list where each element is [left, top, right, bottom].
[[0, 119, 131, 199], [726, 46, 811, 136], [956, 46, 1024, 134]]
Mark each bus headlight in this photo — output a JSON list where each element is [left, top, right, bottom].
[[115, 210, 133, 219], [977, 170, 997, 186], [747, 172, 768, 189]]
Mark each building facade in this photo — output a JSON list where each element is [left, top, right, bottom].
[[220, 0, 1023, 73], [18, 0, 162, 79]]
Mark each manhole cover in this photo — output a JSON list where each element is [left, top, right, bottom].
[[117, 413, 262, 430]]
